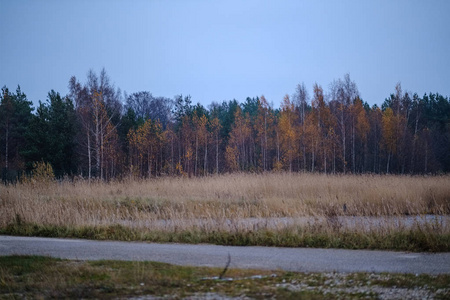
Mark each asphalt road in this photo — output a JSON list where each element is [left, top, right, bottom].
[[1, 235, 449, 274]]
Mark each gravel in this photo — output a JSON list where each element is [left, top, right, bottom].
[[125, 272, 449, 300]]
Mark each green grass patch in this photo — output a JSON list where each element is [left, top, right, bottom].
[[1, 256, 449, 299], [1, 221, 449, 252]]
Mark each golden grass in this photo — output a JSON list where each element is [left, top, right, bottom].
[[2, 173, 450, 251], [1, 172, 449, 228]]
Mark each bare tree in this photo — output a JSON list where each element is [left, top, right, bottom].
[[330, 74, 359, 173], [69, 69, 122, 180], [125, 92, 173, 128], [293, 83, 309, 171]]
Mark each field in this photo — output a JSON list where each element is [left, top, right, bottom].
[[1, 256, 449, 299], [1, 173, 449, 251]]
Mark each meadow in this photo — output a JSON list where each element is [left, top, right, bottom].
[[1, 173, 449, 251]]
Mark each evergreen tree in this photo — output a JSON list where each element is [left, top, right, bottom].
[[22, 91, 78, 178], [0, 86, 33, 181]]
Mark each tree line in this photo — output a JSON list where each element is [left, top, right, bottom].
[[1, 70, 449, 182]]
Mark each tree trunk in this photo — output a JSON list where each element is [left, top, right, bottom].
[[216, 133, 219, 175], [261, 137, 265, 171], [276, 131, 280, 165], [171, 136, 174, 174], [303, 145, 306, 172], [148, 149, 151, 177], [95, 113, 100, 178], [4, 125, 8, 170], [178, 133, 181, 167], [411, 106, 419, 173], [204, 133, 208, 176], [87, 129, 92, 182], [155, 147, 158, 177], [264, 113, 267, 171], [195, 135, 198, 176], [241, 135, 246, 170], [387, 152, 391, 174], [341, 106, 346, 174], [289, 151, 292, 173], [352, 120, 355, 174], [100, 125, 104, 180], [333, 143, 336, 174]]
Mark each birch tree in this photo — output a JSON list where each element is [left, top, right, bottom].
[[279, 95, 298, 172]]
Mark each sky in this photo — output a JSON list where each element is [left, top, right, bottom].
[[1, 0, 449, 109]]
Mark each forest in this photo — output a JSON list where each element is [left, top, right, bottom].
[[1, 70, 449, 182]]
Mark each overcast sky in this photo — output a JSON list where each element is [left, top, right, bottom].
[[1, 0, 449, 109]]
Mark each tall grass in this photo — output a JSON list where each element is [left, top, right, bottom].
[[1, 173, 449, 251]]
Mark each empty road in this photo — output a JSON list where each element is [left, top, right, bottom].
[[1, 235, 449, 274]]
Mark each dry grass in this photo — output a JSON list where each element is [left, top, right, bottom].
[[2, 172, 449, 223], [1, 173, 449, 250]]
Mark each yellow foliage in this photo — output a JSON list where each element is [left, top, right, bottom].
[[225, 145, 238, 172], [382, 107, 397, 154], [353, 98, 370, 143], [30, 161, 55, 184], [279, 94, 298, 171], [273, 160, 283, 172], [175, 162, 184, 176]]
